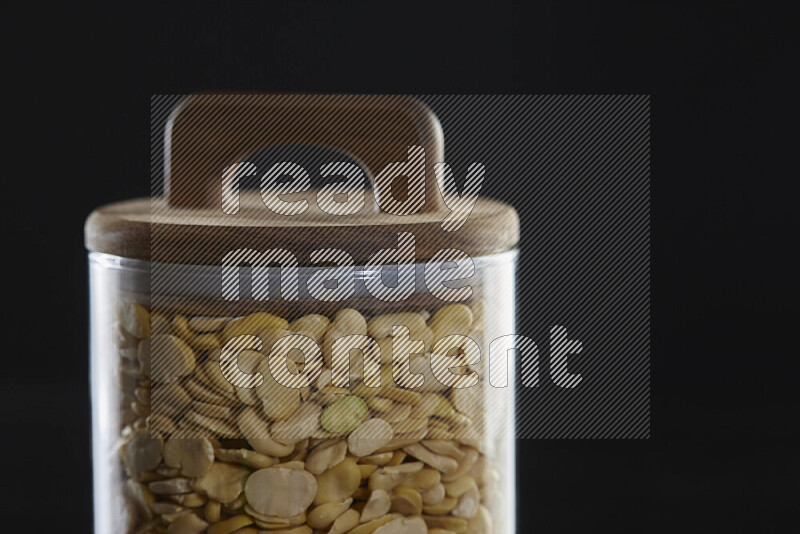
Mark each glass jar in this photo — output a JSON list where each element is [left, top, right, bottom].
[[86, 94, 519, 534]]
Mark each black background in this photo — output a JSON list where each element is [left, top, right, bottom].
[[3, 1, 797, 532]]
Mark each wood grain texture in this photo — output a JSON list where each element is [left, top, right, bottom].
[[166, 94, 445, 212], [85, 191, 518, 264]]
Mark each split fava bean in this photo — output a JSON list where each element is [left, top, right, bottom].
[[167, 513, 208, 534], [359, 489, 391, 523], [305, 440, 347, 475], [328, 508, 360, 534], [245, 468, 317, 517], [150, 335, 196, 383], [115, 303, 502, 533], [207, 514, 253, 534], [314, 457, 361, 505], [222, 313, 289, 341], [193, 463, 250, 504], [348, 418, 394, 457], [307, 498, 353, 529], [374, 516, 428, 534], [162, 438, 215, 477]]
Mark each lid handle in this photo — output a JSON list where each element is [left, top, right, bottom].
[[165, 94, 445, 213]]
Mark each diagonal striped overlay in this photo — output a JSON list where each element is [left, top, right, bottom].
[[150, 95, 650, 440]]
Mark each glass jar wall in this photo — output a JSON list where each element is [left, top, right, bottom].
[[89, 251, 516, 534]]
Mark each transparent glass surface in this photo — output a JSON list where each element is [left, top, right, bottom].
[[89, 251, 517, 534]]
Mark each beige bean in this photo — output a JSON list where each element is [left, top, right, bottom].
[[402, 444, 458, 475], [136, 339, 153, 378], [440, 447, 479, 482], [257, 328, 292, 354], [358, 452, 394, 466], [134, 386, 151, 406], [255, 358, 302, 421], [423, 496, 458, 515], [404, 467, 441, 491], [163, 438, 215, 477], [390, 487, 422, 515], [365, 397, 394, 412], [411, 393, 450, 419], [422, 440, 464, 461], [423, 515, 469, 532], [222, 313, 289, 342], [122, 431, 163, 478], [151, 312, 171, 336], [167, 513, 208, 534], [171, 315, 194, 340], [262, 527, 311, 534], [245, 467, 317, 517], [290, 315, 329, 343], [204, 500, 221, 523], [378, 387, 422, 405], [185, 411, 239, 438], [271, 460, 306, 470], [194, 462, 250, 504], [429, 304, 473, 340], [468, 455, 490, 486], [353, 487, 371, 501], [451, 485, 480, 519], [120, 302, 151, 339], [360, 489, 391, 523], [375, 433, 431, 454], [333, 309, 367, 334], [420, 482, 446, 506], [367, 462, 424, 492], [358, 464, 378, 479], [184, 379, 235, 407], [467, 506, 492, 534], [244, 504, 288, 526], [191, 333, 221, 351], [271, 401, 322, 445], [374, 517, 428, 534], [307, 498, 352, 529], [391, 417, 428, 435], [148, 478, 193, 495], [170, 493, 206, 508], [191, 400, 232, 420], [381, 404, 412, 423], [321, 395, 369, 433], [367, 313, 426, 339], [348, 418, 394, 457], [314, 457, 361, 505], [236, 407, 294, 457], [214, 448, 274, 469], [230, 350, 265, 406], [124, 479, 154, 520], [450, 426, 483, 450], [197, 360, 235, 396], [152, 501, 185, 514], [425, 426, 454, 441], [450, 387, 482, 417], [160, 509, 193, 523], [443, 475, 476, 498], [188, 316, 229, 333], [328, 508, 360, 534], [347, 515, 396, 534], [207, 514, 253, 534], [305, 440, 348, 475], [150, 335, 196, 383]]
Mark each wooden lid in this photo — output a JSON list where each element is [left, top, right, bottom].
[[85, 94, 519, 264]]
